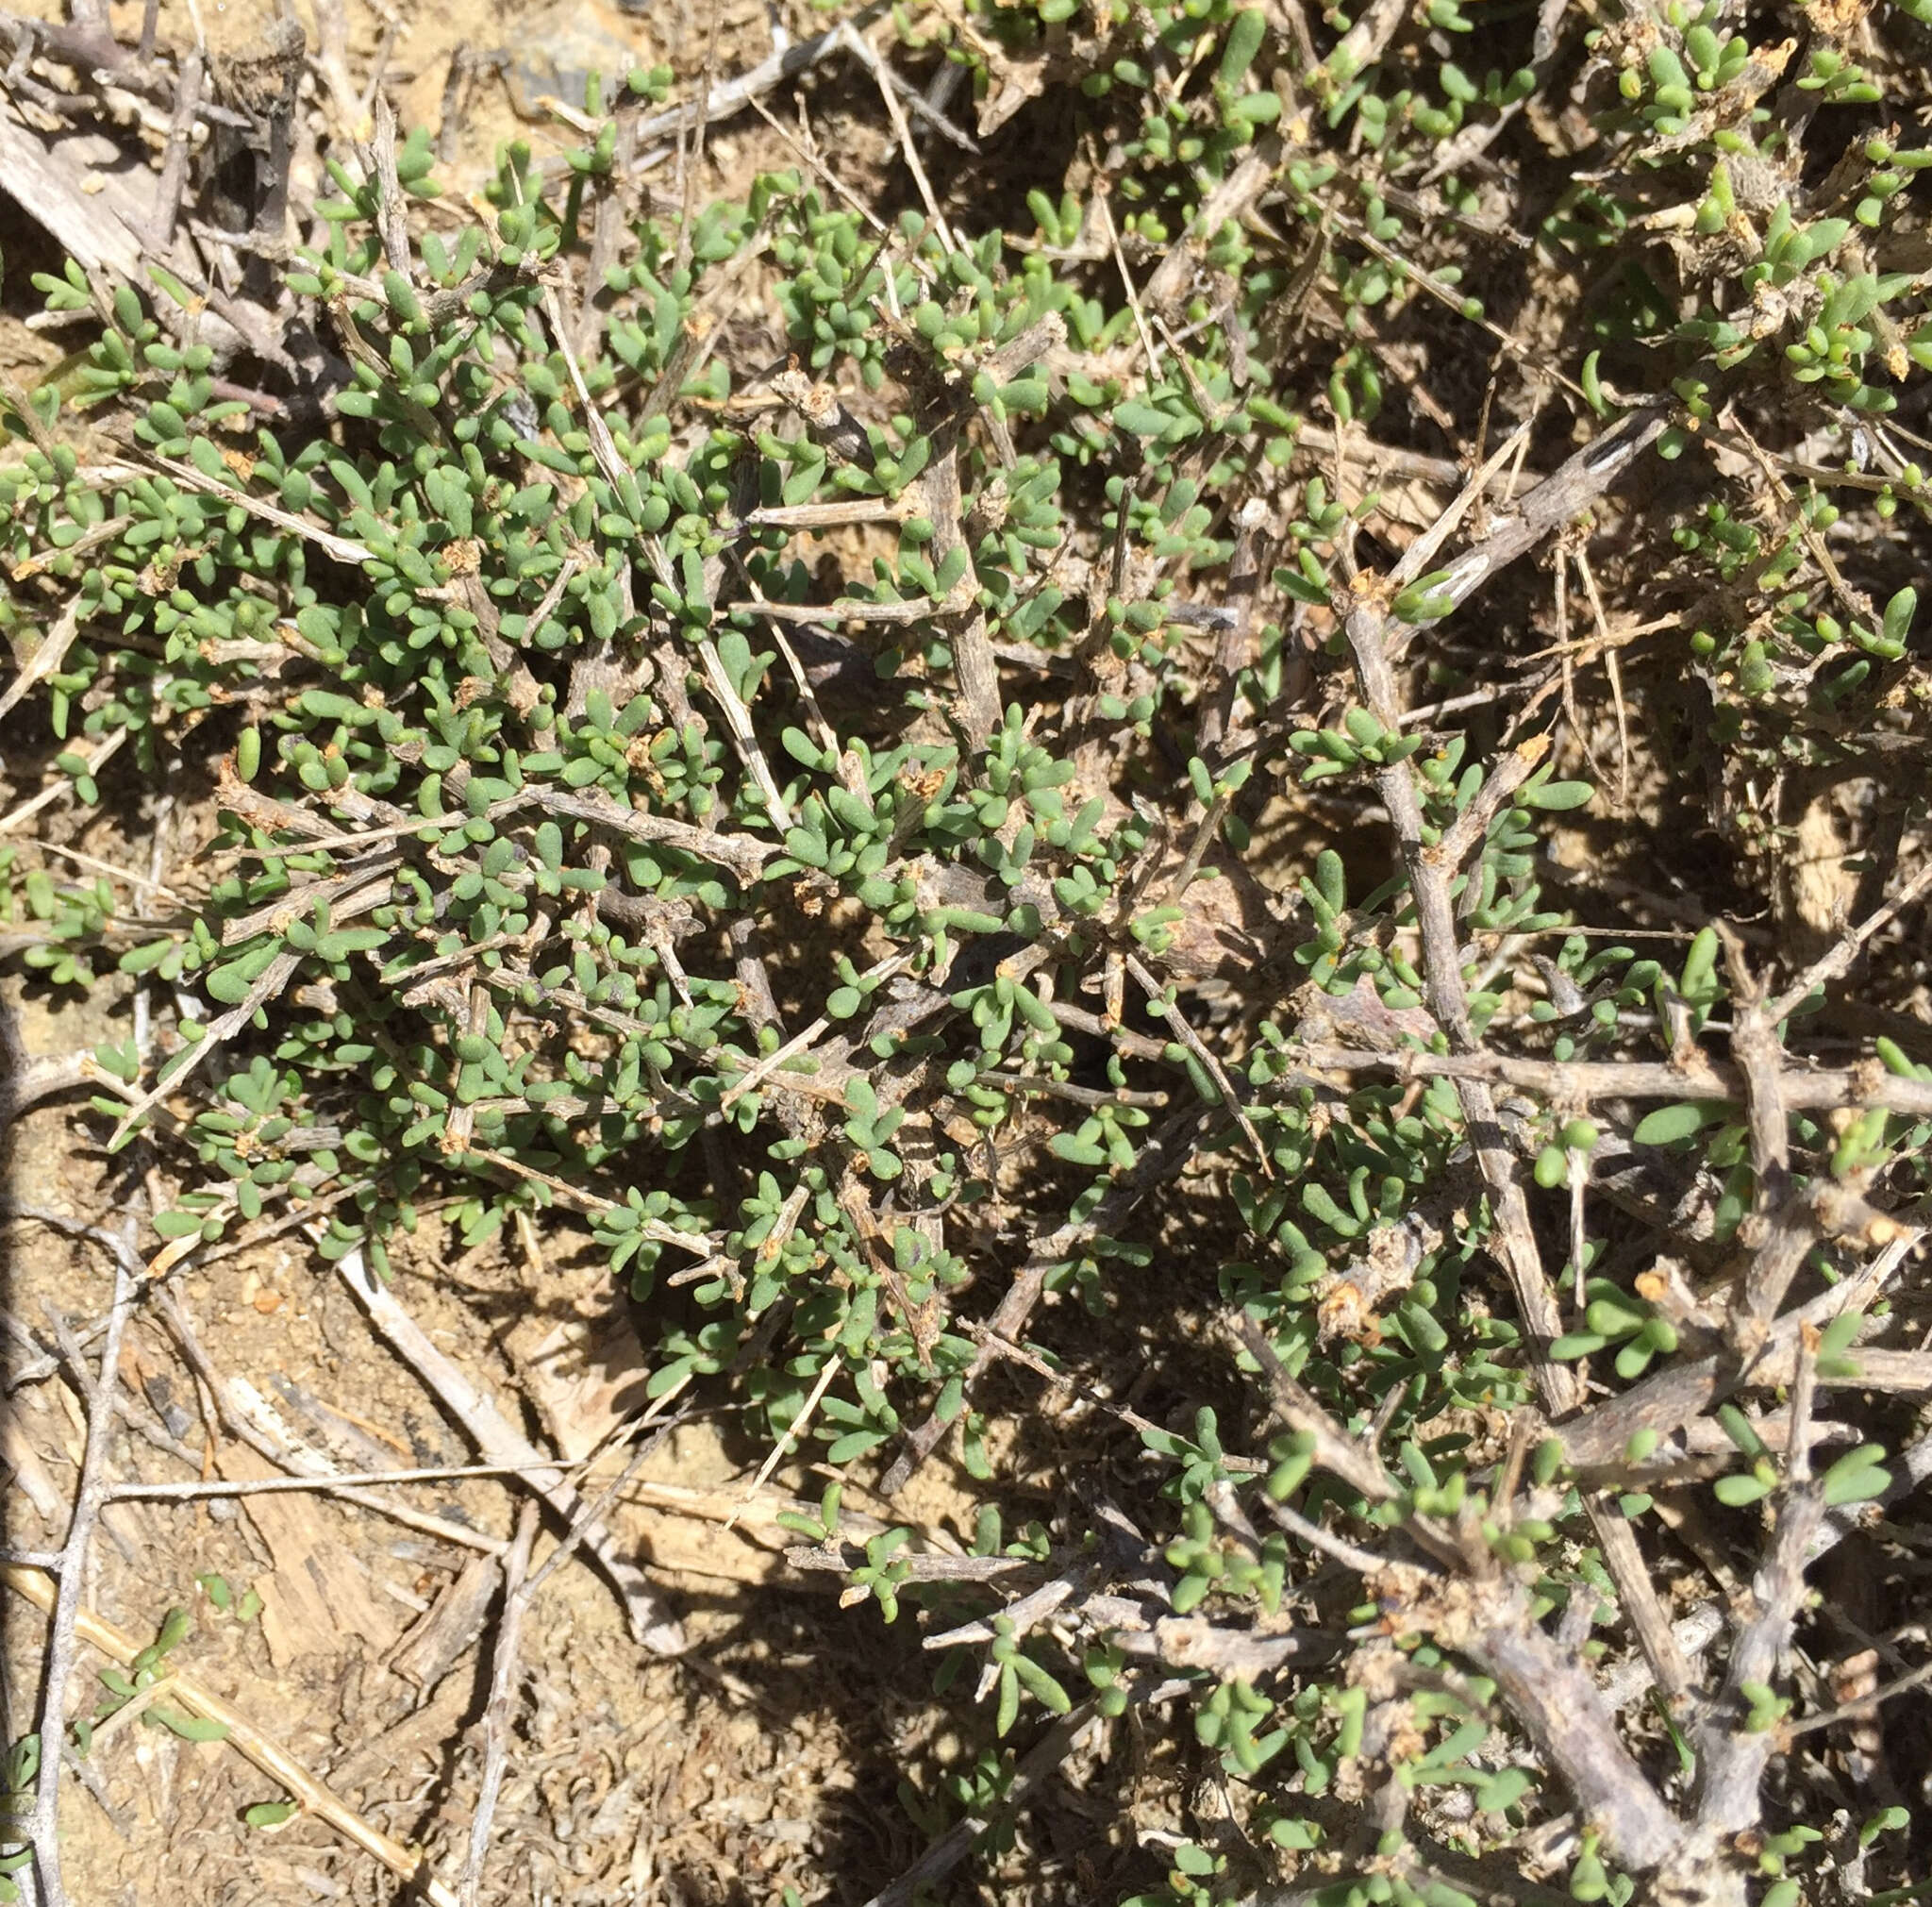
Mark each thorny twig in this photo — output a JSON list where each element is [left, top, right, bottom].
[[1332, 410, 1674, 1415]]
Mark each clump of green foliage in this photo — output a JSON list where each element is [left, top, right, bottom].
[[5, 1, 1932, 1902]]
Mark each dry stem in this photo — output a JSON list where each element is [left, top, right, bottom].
[[1, 1565, 461, 1907]]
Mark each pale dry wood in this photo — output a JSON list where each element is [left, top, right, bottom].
[[390, 1551, 503, 1692], [1600, 1602, 1725, 1712], [218, 777, 775, 878], [1557, 1228, 1923, 1469], [459, 1501, 538, 1907], [738, 592, 937, 626], [625, 0, 891, 153], [216, 1444, 400, 1669], [0, 105, 145, 276], [142, 48, 202, 250], [1245, 1314, 1687, 1874], [138, 449, 375, 560], [1584, 1499, 1695, 1705], [0, 596, 83, 722], [919, 426, 1005, 742], [0, 725, 127, 837], [1675, 1482, 1827, 1887], [842, 23, 954, 254], [0, 1393, 67, 1523], [0, 1037, 96, 1132], [1235, 1313, 1402, 1508], [1126, 952, 1270, 1168], [1762, 856, 1932, 1026], [1466, 1575, 1680, 1871], [1785, 1654, 1932, 1739], [1144, 134, 1281, 315], [108, 948, 302, 1143], [334, 1244, 686, 1654], [1289, 1042, 1932, 1121], [205, 1372, 511, 1556]]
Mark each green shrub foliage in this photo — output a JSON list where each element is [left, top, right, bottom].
[[5, 2, 1931, 1900]]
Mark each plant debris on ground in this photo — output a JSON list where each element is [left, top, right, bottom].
[[2, 0, 1931, 1903]]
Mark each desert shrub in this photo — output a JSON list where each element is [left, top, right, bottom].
[[4, 2, 1931, 1901]]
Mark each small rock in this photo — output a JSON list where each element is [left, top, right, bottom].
[[502, 0, 658, 121]]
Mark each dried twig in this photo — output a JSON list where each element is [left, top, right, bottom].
[[1557, 1227, 1922, 1469], [1125, 953, 1269, 1170], [25, 1230, 138, 1907], [1684, 1480, 1827, 1852], [882, 1111, 1214, 1493], [142, 50, 202, 251], [0, 726, 127, 837], [108, 948, 302, 1143], [856, 1694, 1159, 1907], [0, 1038, 94, 1132], [1467, 1574, 1681, 1871], [919, 424, 1005, 744], [101, 1460, 598, 1501], [1288, 1042, 1932, 1121], [797, 1545, 1041, 1590], [458, 1501, 538, 1907], [626, 1, 891, 155], [515, 1391, 691, 1605], [1584, 1497, 1695, 1706], [0, 597, 83, 723], [1761, 857, 1932, 1026], [1784, 1653, 1932, 1739], [1318, 410, 1674, 1417], [841, 24, 955, 254], [369, 91, 413, 285], [1, 1566, 461, 1907], [1243, 1309, 1684, 1873], [334, 1244, 685, 1653], [1340, 622, 1571, 1410], [1234, 1313, 1400, 1508]]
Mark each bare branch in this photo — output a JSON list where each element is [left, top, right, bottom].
[[1288, 1043, 1932, 1121], [458, 1501, 538, 1907]]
